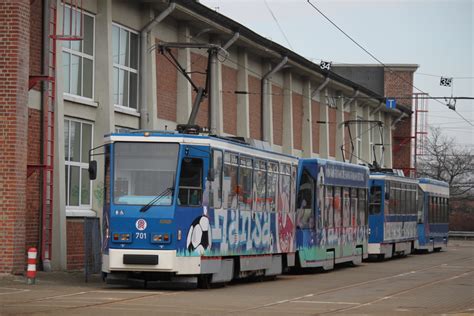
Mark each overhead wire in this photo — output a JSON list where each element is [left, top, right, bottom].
[[306, 0, 474, 127], [263, 0, 294, 50]]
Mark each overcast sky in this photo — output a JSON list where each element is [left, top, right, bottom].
[[200, 0, 473, 147]]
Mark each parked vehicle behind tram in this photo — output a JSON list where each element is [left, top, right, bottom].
[[414, 178, 449, 252], [368, 173, 418, 259], [90, 130, 299, 287], [295, 159, 369, 270]]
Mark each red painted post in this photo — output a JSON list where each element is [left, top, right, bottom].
[[26, 248, 37, 285]]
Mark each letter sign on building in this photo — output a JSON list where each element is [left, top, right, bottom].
[[386, 98, 396, 109]]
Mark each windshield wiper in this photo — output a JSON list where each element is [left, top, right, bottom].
[[139, 187, 173, 213]]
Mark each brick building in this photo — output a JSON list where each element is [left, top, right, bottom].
[[0, 0, 415, 273]]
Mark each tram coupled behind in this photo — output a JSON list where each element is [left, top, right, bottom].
[[414, 178, 449, 252], [295, 159, 370, 271], [368, 173, 419, 259]]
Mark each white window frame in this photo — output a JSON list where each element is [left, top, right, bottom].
[[64, 117, 94, 213], [369, 125, 374, 163], [61, 6, 95, 101], [112, 22, 140, 111]]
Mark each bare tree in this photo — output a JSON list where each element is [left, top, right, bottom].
[[417, 127, 473, 199]]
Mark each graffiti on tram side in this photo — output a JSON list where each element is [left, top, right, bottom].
[[384, 222, 417, 241], [184, 207, 295, 256]]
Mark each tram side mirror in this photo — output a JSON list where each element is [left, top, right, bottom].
[[88, 160, 97, 180]]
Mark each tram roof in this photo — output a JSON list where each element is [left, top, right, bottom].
[[105, 132, 299, 164], [418, 178, 449, 187], [369, 172, 419, 184]]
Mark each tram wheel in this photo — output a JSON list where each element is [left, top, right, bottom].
[[197, 274, 212, 289]]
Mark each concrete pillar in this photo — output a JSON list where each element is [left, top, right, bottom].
[[349, 101, 358, 164], [147, 14, 159, 129], [209, 37, 223, 135], [301, 79, 312, 157], [361, 105, 371, 164], [319, 89, 330, 159], [335, 95, 345, 161], [282, 71, 294, 155], [384, 113, 393, 168], [51, 0, 67, 271], [236, 48, 250, 138], [176, 25, 192, 124], [262, 62, 274, 145], [91, 0, 114, 223]]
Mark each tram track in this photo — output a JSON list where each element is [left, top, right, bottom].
[[3, 255, 472, 315], [228, 255, 473, 314]]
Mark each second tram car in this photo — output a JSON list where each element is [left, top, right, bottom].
[[296, 159, 369, 270], [414, 178, 450, 252], [368, 173, 418, 259]]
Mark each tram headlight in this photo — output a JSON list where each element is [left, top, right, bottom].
[[151, 233, 171, 244], [112, 232, 132, 243]]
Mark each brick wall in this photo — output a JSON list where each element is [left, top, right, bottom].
[[222, 65, 237, 135], [292, 92, 303, 150], [156, 42, 177, 122], [0, 0, 30, 274], [29, 0, 42, 91], [385, 70, 414, 172], [272, 85, 283, 146], [66, 218, 84, 271], [248, 75, 262, 140], [311, 100, 320, 154], [191, 52, 209, 128], [328, 107, 337, 157], [26, 109, 41, 250]]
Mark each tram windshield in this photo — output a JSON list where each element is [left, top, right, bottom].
[[113, 142, 179, 205]]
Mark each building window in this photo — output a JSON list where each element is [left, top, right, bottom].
[[61, 6, 95, 99], [64, 118, 93, 208], [112, 24, 139, 110]]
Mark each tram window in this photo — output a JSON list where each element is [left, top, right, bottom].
[[267, 162, 278, 212], [401, 185, 406, 215], [279, 164, 291, 213], [417, 188, 423, 223], [296, 169, 315, 229], [224, 153, 238, 209], [320, 184, 327, 228], [369, 186, 382, 215], [326, 186, 334, 228], [254, 159, 267, 212], [208, 150, 223, 209], [178, 158, 203, 206], [291, 166, 297, 213], [104, 145, 111, 205], [238, 156, 253, 211], [351, 188, 358, 226], [358, 188, 367, 225], [334, 187, 342, 227], [342, 188, 350, 227]]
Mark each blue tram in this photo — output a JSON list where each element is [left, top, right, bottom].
[[93, 131, 299, 286], [368, 173, 419, 258], [414, 178, 449, 252], [296, 159, 369, 270]]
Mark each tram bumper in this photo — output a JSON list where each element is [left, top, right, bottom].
[[104, 249, 201, 275]]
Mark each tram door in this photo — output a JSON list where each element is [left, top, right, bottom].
[[296, 170, 316, 253], [369, 180, 384, 243]]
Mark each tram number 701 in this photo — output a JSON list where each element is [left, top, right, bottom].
[[135, 232, 147, 240]]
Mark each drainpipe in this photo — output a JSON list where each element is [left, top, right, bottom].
[[311, 76, 330, 99], [261, 56, 288, 142], [391, 111, 406, 129], [140, 3, 176, 129], [343, 89, 359, 110], [370, 101, 384, 115]]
